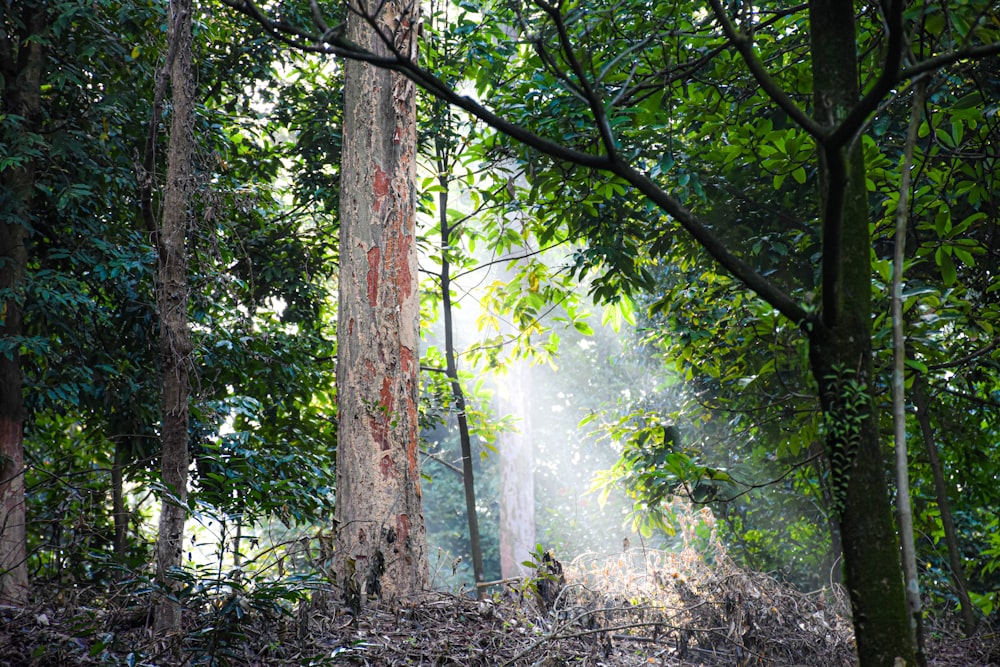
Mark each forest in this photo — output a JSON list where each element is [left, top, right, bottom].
[[1, 0, 999, 665]]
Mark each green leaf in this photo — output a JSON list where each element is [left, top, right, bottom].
[[935, 247, 957, 286], [953, 246, 975, 269]]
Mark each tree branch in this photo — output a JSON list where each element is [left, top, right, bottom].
[[829, 0, 905, 148], [707, 0, 824, 140], [536, 0, 620, 159], [900, 40, 1000, 82], [219, 0, 816, 330], [610, 160, 812, 327]]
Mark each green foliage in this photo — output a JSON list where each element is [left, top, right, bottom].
[[592, 414, 724, 535], [7, 0, 1000, 648]]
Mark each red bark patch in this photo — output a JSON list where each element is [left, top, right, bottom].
[[380, 453, 394, 480], [400, 346, 415, 375], [373, 164, 390, 213], [396, 513, 410, 548], [366, 246, 381, 307], [371, 417, 389, 452], [379, 377, 393, 412], [396, 233, 413, 299]]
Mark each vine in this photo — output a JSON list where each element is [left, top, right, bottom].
[[820, 364, 869, 516]]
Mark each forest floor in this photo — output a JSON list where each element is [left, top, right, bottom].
[[2, 548, 997, 666]]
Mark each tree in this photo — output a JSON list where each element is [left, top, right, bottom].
[[0, 0, 44, 605], [221, 0, 1000, 663], [154, 0, 196, 635], [497, 357, 535, 579], [890, 83, 926, 655], [332, 0, 428, 604]]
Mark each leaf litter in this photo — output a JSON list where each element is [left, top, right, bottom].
[[2, 542, 996, 666]]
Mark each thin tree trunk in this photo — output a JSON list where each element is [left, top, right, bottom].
[[0, 0, 46, 606], [891, 82, 926, 662], [436, 156, 485, 596], [154, 0, 195, 636], [333, 0, 428, 604], [913, 379, 978, 636], [112, 437, 129, 560]]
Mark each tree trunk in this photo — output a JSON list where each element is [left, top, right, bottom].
[[808, 1, 915, 664], [0, 0, 46, 606], [333, 0, 428, 605], [436, 160, 485, 596], [913, 380, 978, 636], [154, 0, 195, 636], [498, 358, 535, 579], [891, 83, 926, 662], [112, 437, 129, 561]]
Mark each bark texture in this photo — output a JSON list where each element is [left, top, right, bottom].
[[0, 0, 46, 606], [154, 0, 195, 635], [334, 0, 428, 603], [808, 1, 915, 664]]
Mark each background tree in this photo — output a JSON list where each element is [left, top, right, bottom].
[[0, 0, 44, 605], [154, 0, 196, 635]]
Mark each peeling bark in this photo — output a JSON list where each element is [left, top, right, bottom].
[[333, 0, 428, 603]]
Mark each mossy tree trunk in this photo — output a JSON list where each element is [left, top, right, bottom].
[[808, 1, 915, 664]]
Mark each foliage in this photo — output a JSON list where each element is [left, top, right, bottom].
[[3, 0, 1000, 660]]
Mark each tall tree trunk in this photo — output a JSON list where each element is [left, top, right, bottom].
[[0, 0, 45, 606], [913, 380, 978, 636], [498, 358, 535, 579], [154, 0, 195, 636], [808, 2, 915, 664], [333, 0, 428, 604]]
